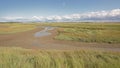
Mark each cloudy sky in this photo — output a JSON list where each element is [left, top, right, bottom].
[[0, 0, 120, 22]]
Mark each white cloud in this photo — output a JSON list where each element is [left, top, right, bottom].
[[32, 16, 44, 21], [46, 16, 62, 20], [0, 17, 25, 22], [62, 15, 73, 19], [0, 9, 120, 22], [46, 16, 54, 20], [109, 9, 120, 16], [1, 17, 23, 20], [32, 16, 44, 20], [54, 16, 62, 20]]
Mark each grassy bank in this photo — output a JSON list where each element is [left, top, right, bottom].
[[0, 23, 37, 34], [41, 23, 120, 43], [0, 47, 120, 68]]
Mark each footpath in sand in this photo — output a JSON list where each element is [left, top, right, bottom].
[[0, 26, 120, 52]]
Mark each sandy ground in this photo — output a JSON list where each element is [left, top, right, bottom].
[[0, 27, 120, 51]]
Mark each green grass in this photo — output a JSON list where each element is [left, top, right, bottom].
[[41, 23, 120, 43], [0, 47, 120, 68]]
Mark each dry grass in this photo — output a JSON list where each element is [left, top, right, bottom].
[[0, 23, 37, 34], [0, 22, 120, 68], [0, 47, 120, 68]]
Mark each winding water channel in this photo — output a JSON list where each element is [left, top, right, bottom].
[[34, 26, 54, 37]]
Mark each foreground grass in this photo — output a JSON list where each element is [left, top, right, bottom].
[[0, 23, 37, 34], [41, 23, 120, 43], [0, 47, 120, 68]]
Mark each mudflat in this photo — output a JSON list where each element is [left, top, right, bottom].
[[0, 26, 120, 51]]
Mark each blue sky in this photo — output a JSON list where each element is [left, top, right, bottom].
[[0, 0, 120, 22]]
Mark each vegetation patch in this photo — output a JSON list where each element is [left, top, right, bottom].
[[0, 23, 37, 34], [0, 47, 120, 68], [42, 23, 120, 43]]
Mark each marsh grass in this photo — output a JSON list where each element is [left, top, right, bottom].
[[0, 23, 37, 34], [55, 28, 120, 43], [1, 23, 119, 43], [0, 47, 120, 68], [42, 23, 120, 43]]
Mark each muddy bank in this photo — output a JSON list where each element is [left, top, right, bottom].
[[0, 26, 120, 52]]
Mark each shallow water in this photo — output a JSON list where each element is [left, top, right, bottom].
[[34, 26, 54, 37]]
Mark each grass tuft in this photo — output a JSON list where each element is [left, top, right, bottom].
[[0, 47, 120, 68]]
